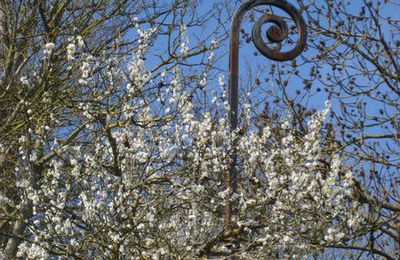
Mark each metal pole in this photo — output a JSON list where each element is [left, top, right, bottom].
[[226, 0, 307, 238]]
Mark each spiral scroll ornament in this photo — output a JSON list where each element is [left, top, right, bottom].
[[251, 2, 307, 61], [225, 0, 307, 231]]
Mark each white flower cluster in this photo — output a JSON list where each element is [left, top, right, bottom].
[[43, 42, 55, 56], [198, 39, 219, 88], [13, 31, 366, 259], [126, 24, 156, 96], [179, 24, 189, 55], [17, 242, 48, 259], [67, 35, 84, 61], [233, 102, 364, 256]]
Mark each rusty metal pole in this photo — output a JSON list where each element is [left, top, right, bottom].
[[226, 0, 307, 236]]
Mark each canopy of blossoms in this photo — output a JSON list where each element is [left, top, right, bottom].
[[2, 24, 366, 259]]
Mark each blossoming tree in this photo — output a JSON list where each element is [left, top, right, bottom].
[[0, 0, 378, 259]]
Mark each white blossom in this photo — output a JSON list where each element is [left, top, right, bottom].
[[43, 42, 55, 56]]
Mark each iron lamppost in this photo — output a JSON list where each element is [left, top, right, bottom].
[[225, 0, 307, 238]]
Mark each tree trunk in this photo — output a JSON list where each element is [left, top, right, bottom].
[[3, 201, 32, 259], [3, 220, 26, 259]]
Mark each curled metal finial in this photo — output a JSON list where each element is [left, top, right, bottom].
[[225, 0, 307, 230], [251, 2, 307, 61]]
